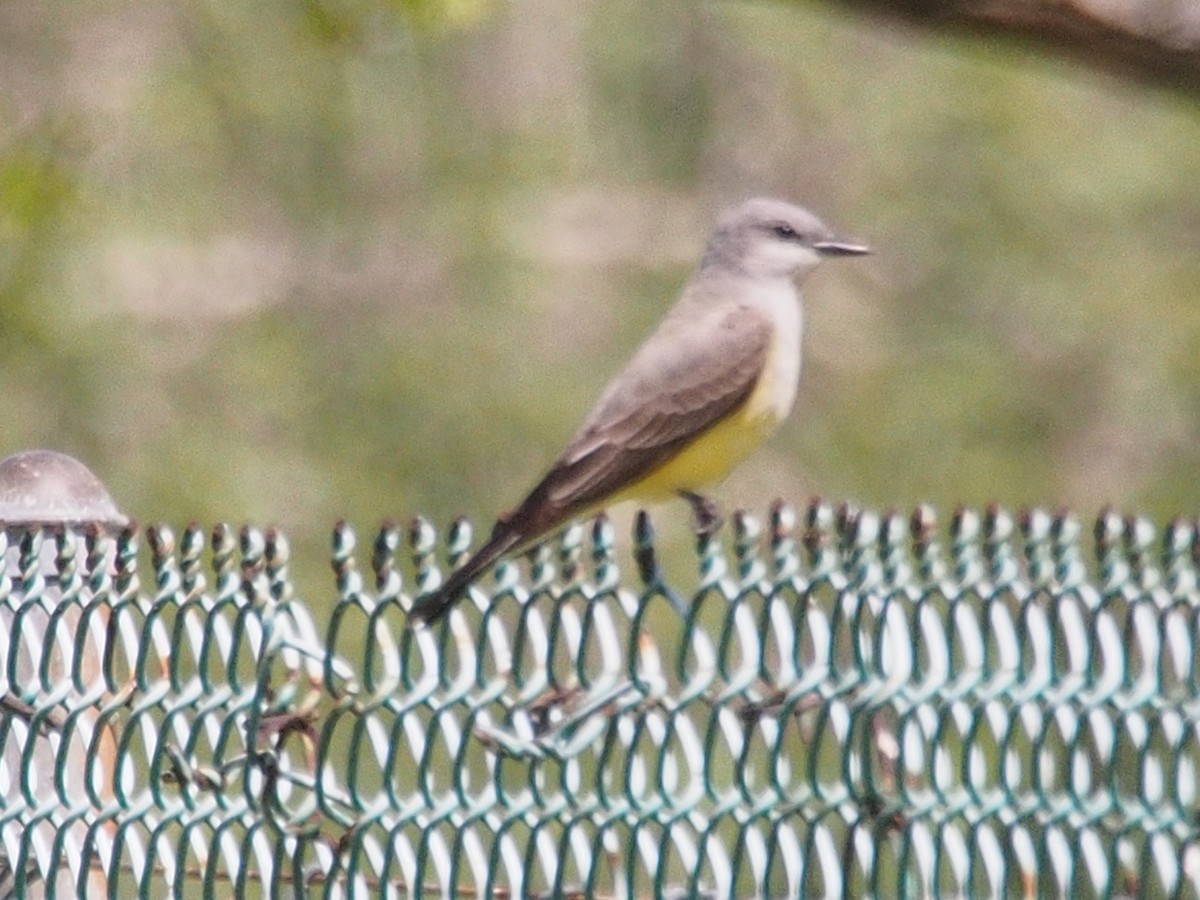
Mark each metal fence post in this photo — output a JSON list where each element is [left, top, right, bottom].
[[0, 450, 126, 898]]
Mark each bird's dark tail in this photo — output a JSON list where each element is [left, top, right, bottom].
[[408, 523, 525, 625], [409, 462, 583, 625]]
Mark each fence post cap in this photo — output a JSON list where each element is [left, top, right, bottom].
[[0, 449, 127, 527]]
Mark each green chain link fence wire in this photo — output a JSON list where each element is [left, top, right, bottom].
[[2, 500, 1200, 898]]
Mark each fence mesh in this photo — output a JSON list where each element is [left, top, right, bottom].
[[1, 500, 1199, 898]]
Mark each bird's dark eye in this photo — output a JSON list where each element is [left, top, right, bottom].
[[771, 223, 800, 241]]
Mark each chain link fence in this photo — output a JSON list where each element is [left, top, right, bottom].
[[2, 467, 1200, 897]]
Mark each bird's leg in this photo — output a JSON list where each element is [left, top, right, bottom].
[[680, 491, 723, 537]]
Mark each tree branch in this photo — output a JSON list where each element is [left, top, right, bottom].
[[830, 0, 1200, 94]]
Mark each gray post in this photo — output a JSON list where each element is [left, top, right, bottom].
[[0, 451, 127, 898]]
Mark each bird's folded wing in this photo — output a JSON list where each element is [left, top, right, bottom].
[[527, 305, 774, 520]]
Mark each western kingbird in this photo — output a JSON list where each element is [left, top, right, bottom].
[[411, 197, 868, 623]]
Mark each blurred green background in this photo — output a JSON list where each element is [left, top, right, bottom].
[[2, 0, 1198, 600]]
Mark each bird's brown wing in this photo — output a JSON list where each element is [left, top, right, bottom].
[[410, 304, 772, 624], [509, 303, 773, 534]]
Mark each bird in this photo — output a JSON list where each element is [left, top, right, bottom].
[[410, 197, 868, 624]]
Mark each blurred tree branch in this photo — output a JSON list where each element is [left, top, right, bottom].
[[830, 0, 1200, 93]]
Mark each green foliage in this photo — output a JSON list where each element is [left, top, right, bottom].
[[0, 1, 1197, 610], [0, 126, 80, 347]]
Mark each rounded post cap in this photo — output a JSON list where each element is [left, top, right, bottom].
[[0, 450, 127, 527]]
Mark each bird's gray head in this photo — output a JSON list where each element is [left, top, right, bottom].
[[702, 197, 869, 280]]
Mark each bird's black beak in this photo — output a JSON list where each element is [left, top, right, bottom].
[[813, 239, 870, 256]]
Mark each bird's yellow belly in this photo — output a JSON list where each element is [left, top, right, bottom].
[[611, 292, 801, 505], [613, 372, 795, 503]]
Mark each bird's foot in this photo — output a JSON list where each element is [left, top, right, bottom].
[[681, 491, 723, 537]]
